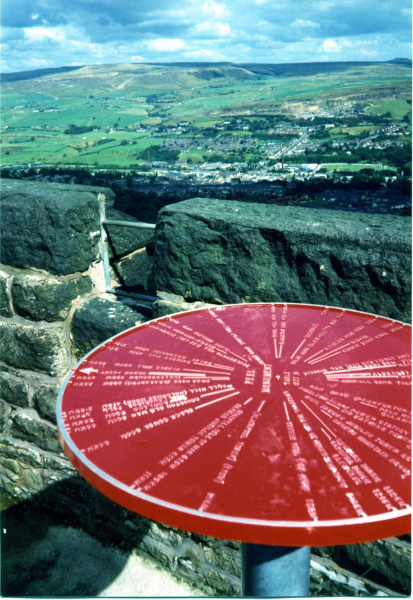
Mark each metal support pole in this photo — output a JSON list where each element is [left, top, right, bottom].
[[241, 543, 311, 597], [98, 195, 112, 291], [98, 196, 156, 294]]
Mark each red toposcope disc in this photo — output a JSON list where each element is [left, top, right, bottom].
[[58, 304, 411, 546]]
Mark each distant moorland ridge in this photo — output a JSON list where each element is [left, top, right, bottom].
[[2, 58, 411, 83]]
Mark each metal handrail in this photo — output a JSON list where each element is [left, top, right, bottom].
[[98, 194, 157, 302], [103, 219, 156, 230]]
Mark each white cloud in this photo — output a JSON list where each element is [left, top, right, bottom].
[[184, 47, 228, 60], [339, 38, 380, 56], [292, 19, 320, 29], [317, 1, 336, 10], [202, 1, 229, 18], [322, 38, 340, 52], [254, 19, 273, 32], [22, 57, 53, 69], [3, 0, 412, 73], [68, 38, 107, 57], [144, 38, 186, 52], [195, 21, 232, 37], [183, 48, 213, 58], [253, 33, 272, 42], [360, 48, 379, 56], [23, 26, 66, 43], [214, 21, 232, 37]]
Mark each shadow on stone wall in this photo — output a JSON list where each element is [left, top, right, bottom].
[[1, 475, 239, 597], [1, 478, 133, 597], [2, 477, 410, 598]]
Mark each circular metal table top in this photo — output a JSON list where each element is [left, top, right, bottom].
[[58, 304, 411, 546]]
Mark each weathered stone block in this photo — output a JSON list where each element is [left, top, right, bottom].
[[0, 400, 11, 433], [0, 270, 14, 317], [203, 543, 241, 577], [152, 292, 216, 318], [155, 199, 411, 322], [203, 564, 240, 596], [337, 538, 411, 595], [42, 471, 96, 510], [70, 296, 144, 359], [310, 554, 399, 597], [10, 409, 62, 454], [134, 533, 176, 569], [33, 384, 60, 424], [0, 321, 69, 377], [0, 438, 43, 467], [12, 274, 92, 322], [43, 455, 76, 474], [0, 179, 114, 275], [148, 521, 183, 547], [106, 208, 155, 258], [41, 457, 80, 490], [0, 462, 44, 504], [115, 248, 154, 289], [0, 373, 30, 408]]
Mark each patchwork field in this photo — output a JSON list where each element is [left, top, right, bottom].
[[1, 60, 411, 169]]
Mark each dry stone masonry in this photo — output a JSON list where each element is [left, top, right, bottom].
[[0, 180, 150, 507], [0, 180, 411, 596], [154, 198, 411, 322]]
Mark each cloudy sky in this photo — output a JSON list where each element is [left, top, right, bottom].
[[2, 0, 411, 73]]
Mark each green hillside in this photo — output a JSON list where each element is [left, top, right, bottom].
[[1, 61, 411, 169]]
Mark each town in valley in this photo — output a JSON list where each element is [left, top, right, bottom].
[[1, 60, 411, 220]]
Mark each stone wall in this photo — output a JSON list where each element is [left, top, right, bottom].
[[0, 180, 151, 508], [154, 198, 411, 322], [1, 180, 411, 596], [0, 180, 248, 597]]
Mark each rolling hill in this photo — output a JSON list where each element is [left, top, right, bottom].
[[1, 60, 411, 169]]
